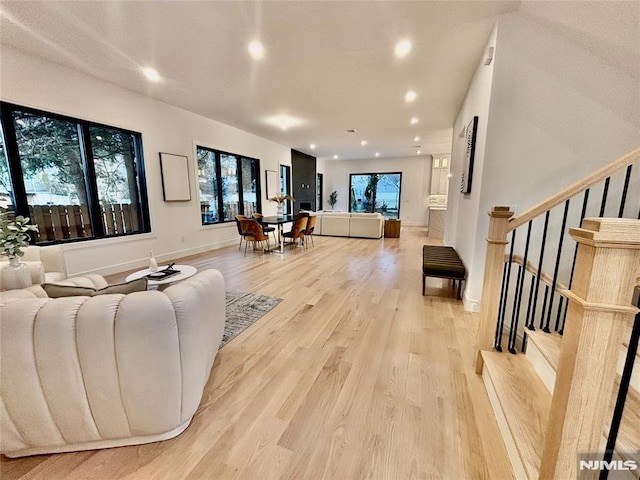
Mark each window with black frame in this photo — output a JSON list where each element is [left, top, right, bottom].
[[196, 145, 260, 224], [0, 102, 150, 243], [349, 172, 402, 219]]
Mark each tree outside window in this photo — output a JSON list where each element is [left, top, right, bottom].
[[0, 102, 150, 243]]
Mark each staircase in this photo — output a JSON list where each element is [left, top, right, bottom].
[[482, 325, 640, 480], [475, 147, 640, 480]]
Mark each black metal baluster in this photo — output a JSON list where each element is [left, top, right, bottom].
[[599, 177, 610, 217], [600, 287, 640, 480], [545, 200, 570, 332], [494, 262, 509, 352], [495, 231, 516, 351], [560, 190, 590, 334], [508, 265, 523, 354], [540, 284, 550, 331], [530, 212, 550, 330], [525, 274, 537, 331], [617, 165, 632, 218], [554, 297, 565, 333], [510, 222, 532, 353]]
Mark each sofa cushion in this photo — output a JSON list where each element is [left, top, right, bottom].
[[43, 278, 148, 298]]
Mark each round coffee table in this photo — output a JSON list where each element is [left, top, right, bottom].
[[126, 264, 197, 291]]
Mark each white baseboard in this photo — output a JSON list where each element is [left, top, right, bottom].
[[73, 238, 237, 278], [463, 291, 480, 312]]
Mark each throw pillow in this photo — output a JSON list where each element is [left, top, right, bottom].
[[43, 278, 148, 298]]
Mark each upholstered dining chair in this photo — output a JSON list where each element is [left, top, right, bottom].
[[252, 213, 277, 246], [303, 215, 317, 247], [235, 215, 249, 251], [282, 215, 308, 251], [240, 219, 270, 256]]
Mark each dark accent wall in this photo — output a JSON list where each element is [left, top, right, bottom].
[[291, 149, 316, 213]]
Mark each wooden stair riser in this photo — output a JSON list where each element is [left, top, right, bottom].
[[481, 351, 551, 480], [526, 330, 639, 396]]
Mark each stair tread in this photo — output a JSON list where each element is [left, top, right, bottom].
[[482, 351, 551, 480], [526, 330, 561, 372]]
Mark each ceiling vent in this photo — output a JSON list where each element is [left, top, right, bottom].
[[346, 129, 357, 133]]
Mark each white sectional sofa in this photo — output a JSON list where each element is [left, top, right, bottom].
[[314, 212, 384, 238], [0, 269, 226, 457]]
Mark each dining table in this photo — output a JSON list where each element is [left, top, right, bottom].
[[261, 214, 297, 254]]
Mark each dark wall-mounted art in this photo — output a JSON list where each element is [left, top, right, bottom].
[[460, 116, 478, 194], [159, 152, 191, 201]]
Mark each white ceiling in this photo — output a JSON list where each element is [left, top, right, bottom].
[[0, 1, 637, 161]]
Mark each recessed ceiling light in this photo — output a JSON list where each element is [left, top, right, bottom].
[[417, 150, 422, 154], [375, 152, 380, 157], [248, 40, 265, 60], [361, 140, 367, 146], [333, 154, 339, 159], [414, 136, 420, 142], [405, 90, 417, 103], [410, 117, 419, 125], [142, 67, 161, 82], [395, 39, 412, 58], [310, 144, 316, 150]]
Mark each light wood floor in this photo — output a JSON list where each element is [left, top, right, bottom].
[[1, 227, 515, 480]]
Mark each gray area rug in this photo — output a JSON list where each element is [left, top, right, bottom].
[[222, 291, 283, 347]]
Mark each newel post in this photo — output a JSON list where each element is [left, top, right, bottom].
[[475, 206, 514, 373], [539, 218, 640, 480]]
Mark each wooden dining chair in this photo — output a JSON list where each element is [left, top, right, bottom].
[[303, 215, 317, 247], [282, 215, 308, 251], [235, 215, 249, 251], [252, 213, 277, 246], [240, 219, 270, 256]]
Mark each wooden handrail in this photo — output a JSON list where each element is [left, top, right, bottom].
[[508, 146, 640, 231]]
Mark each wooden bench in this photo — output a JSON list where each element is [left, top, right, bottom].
[[422, 245, 466, 299]]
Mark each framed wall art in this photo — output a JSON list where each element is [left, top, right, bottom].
[[460, 116, 478, 194], [265, 169, 278, 199], [159, 152, 191, 201]]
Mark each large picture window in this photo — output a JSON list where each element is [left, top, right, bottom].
[[0, 102, 150, 243], [349, 172, 402, 219], [197, 145, 260, 224]]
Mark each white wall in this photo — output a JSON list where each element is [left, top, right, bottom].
[[317, 155, 432, 226], [0, 46, 291, 276], [449, 13, 640, 311], [446, 25, 498, 312]]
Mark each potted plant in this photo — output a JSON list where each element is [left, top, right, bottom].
[[0, 208, 39, 289], [269, 193, 295, 217], [328, 191, 338, 210]]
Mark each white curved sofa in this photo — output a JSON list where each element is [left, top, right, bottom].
[[314, 212, 384, 238], [0, 269, 225, 458]]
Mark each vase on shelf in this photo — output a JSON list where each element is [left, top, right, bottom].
[[1, 256, 32, 290], [276, 203, 284, 217], [149, 251, 158, 272]]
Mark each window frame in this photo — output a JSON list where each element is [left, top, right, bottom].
[[0, 101, 151, 244], [348, 171, 403, 219], [196, 144, 261, 225]]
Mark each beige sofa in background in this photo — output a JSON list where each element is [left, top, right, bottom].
[[0, 269, 226, 457], [314, 212, 384, 238], [0, 245, 67, 289]]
